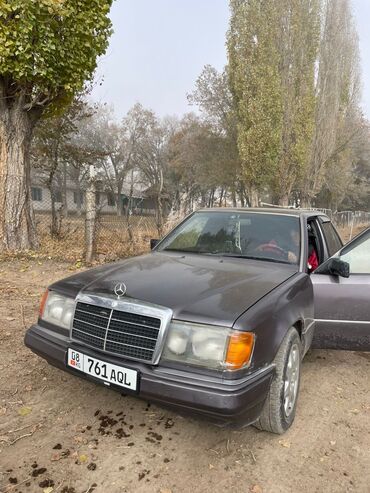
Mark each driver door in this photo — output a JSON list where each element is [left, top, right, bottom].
[[311, 227, 370, 351]]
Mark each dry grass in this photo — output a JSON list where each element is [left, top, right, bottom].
[[0, 215, 368, 265], [94, 217, 158, 261], [0, 214, 158, 264], [336, 223, 369, 243]]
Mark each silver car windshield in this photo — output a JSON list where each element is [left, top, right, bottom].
[[158, 212, 301, 265]]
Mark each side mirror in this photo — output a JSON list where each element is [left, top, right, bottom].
[[150, 239, 159, 250], [316, 258, 350, 278]]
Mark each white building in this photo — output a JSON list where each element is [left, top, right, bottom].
[[31, 179, 156, 216]]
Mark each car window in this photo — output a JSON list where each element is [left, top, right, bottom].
[[158, 212, 301, 265], [337, 230, 370, 274], [321, 221, 342, 256], [164, 213, 209, 251]]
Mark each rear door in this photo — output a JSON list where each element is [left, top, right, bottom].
[[311, 227, 370, 350]]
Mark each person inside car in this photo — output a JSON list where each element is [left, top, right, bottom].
[[307, 243, 319, 271], [254, 227, 300, 263], [257, 226, 318, 272], [307, 226, 319, 271], [288, 226, 319, 271]]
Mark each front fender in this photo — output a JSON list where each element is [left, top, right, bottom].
[[233, 273, 314, 371]]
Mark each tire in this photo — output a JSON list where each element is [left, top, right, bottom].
[[254, 327, 302, 434]]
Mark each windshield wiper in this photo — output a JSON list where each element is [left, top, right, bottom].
[[215, 253, 292, 265], [162, 248, 197, 253], [162, 249, 293, 265], [162, 248, 211, 254]]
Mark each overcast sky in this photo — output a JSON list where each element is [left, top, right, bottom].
[[92, 0, 370, 119]]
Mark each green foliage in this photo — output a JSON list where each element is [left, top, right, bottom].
[[227, 0, 322, 203], [0, 0, 113, 113], [274, 0, 321, 201], [228, 0, 283, 190], [177, 0, 360, 210]]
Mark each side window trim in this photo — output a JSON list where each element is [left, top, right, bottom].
[[299, 216, 307, 272], [318, 216, 343, 257], [319, 216, 343, 246], [315, 217, 331, 261], [307, 217, 324, 266]]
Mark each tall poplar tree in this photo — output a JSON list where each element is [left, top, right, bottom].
[[228, 0, 320, 206], [274, 0, 320, 205], [302, 0, 362, 206], [228, 0, 283, 206]]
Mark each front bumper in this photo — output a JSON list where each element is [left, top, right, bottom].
[[25, 324, 274, 426]]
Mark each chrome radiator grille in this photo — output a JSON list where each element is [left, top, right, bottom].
[[72, 301, 161, 362]]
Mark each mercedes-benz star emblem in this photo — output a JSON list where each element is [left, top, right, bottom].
[[114, 282, 127, 298]]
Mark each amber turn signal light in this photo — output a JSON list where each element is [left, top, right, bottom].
[[39, 290, 49, 319], [225, 331, 255, 370]]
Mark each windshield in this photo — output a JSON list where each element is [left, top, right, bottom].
[[158, 211, 301, 265]]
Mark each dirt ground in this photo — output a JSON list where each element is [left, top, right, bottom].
[[0, 259, 369, 493]]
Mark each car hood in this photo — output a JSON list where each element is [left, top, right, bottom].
[[51, 252, 298, 326]]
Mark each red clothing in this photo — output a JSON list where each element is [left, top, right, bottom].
[[308, 249, 319, 271]]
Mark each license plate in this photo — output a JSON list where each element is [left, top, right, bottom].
[[67, 349, 138, 391]]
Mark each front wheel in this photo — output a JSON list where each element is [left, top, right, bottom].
[[254, 327, 302, 434]]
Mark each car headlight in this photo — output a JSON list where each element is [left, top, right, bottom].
[[162, 321, 255, 370], [39, 290, 75, 330]]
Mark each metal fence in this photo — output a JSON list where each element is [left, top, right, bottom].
[[319, 210, 370, 241], [33, 208, 159, 262], [0, 175, 159, 262], [1, 176, 369, 262], [35, 205, 370, 260]]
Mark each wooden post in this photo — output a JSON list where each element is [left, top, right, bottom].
[[85, 165, 96, 263]]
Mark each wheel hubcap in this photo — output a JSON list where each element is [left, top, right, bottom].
[[283, 343, 300, 417]]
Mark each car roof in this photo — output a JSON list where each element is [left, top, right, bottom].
[[196, 207, 326, 218]]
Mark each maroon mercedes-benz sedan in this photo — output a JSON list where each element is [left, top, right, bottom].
[[25, 209, 370, 434]]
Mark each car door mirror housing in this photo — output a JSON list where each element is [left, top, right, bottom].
[[316, 258, 350, 278], [150, 239, 159, 250]]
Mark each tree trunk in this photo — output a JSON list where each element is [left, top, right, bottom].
[[238, 182, 246, 207], [200, 192, 207, 207], [62, 162, 68, 218], [208, 189, 215, 207], [238, 190, 245, 207], [116, 191, 122, 216], [125, 171, 134, 243], [248, 186, 259, 207], [155, 192, 164, 237], [155, 169, 164, 236], [0, 104, 39, 251], [46, 167, 59, 238], [218, 188, 224, 207], [231, 187, 237, 207], [278, 192, 290, 207], [300, 192, 312, 209], [49, 187, 58, 237]]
